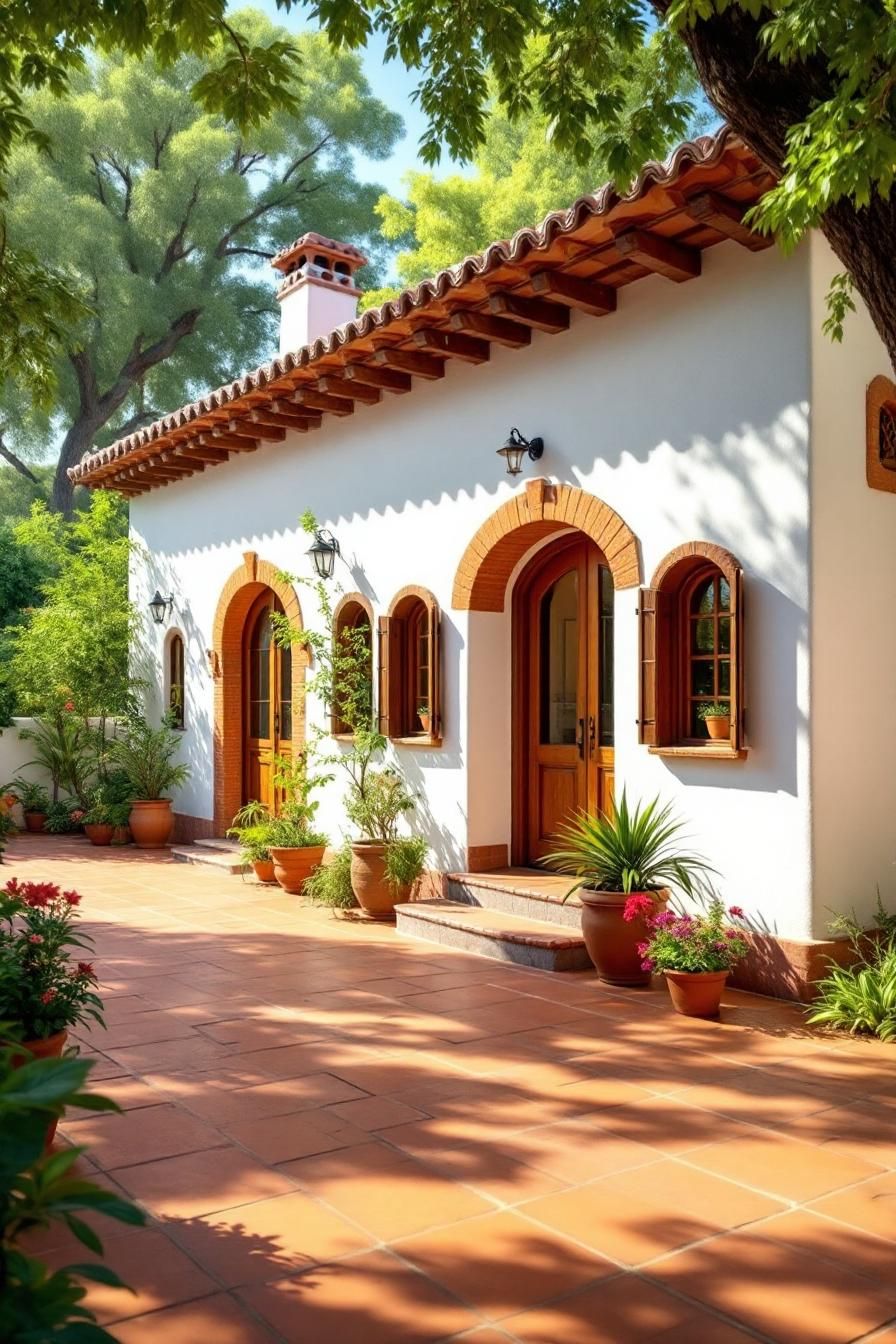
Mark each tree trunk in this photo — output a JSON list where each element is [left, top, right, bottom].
[[51, 415, 104, 518], [651, 3, 896, 371]]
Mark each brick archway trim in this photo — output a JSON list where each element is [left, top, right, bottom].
[[650, 540, 742, 590], [210, 551, 307, 834], [451, 479, 641, 611]]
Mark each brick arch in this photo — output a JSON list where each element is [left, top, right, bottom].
[[210, 551, 307, 833], [651, 540, 742, 590], [451, 479, 640, 612]]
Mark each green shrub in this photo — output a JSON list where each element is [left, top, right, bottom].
[[304, 841, 356, 909], [107, 717, 190, 800], [385, 835, 428, 891], [808, 898, 896, 1041]]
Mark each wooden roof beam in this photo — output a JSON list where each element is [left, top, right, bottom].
[[614, 228, 701, 282], [228, 417, 285, 443], [199, 431, 259, 452], [370, 348, 446, 379], [131, 464, 187, 482], [448, 309, 531, 348], [169, 444, 230, 464], [343, 363, 413, 393], [318, 374, 382, 405], [530, 270, 617, 316], [268, 400, 323, 429], [412, 328, 490, 365], [681, 192, 774, 252], [488, 291, 570, 333], [292, 388, 355, 416]]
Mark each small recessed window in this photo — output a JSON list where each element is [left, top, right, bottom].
[[331, 594, 374, 737], [866, 375, 896, 494], [168, 632, 185, 730], [379, 587, 442, 745], [879, 404, 896, 471]]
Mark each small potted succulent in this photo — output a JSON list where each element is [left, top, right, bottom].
[[0, 877, 104, 1143], [636, 897, 750, 1017], [417, 701, 431, 735], [543, 792, 716, 986], [698, 702, 731, 741], [8, 778, 50, 833], [107, 716, 190, 848], [228, 801, 277, 883]]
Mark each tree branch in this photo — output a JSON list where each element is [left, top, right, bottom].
[[97, 308, 202, 422], [111, 408, 163, 438], [220, 245, 276, 260], [152, 122, 173, 170], [281, 134, 332, 184], [0, 431, 38, 483], [155, 179, 202, 282]]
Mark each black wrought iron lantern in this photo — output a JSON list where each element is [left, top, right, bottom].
[[148, 590, 173, 625], [307, 529, 340, 580], [497, 427, 544, 476]]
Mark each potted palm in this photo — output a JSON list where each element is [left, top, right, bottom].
[[107, 716, 190, 848], [543, 792, 716, 986], [228, 801, 277, 883], [8, 779, 50, 833], [638, 897, 749, 1017], [698, 702, 731, 741]]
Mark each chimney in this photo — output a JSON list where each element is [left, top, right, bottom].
[[271, 232, 368, 355]]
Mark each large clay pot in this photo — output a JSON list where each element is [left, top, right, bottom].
[[704, 715, 730, 741], [84, 823, 114, 847], [349, 841, 410, 920], [252, 858, 277, 884], [270, 845, 326, 895], [578, 888, 669, 986], [14, 1029, 68, 1147], [128, 799, 174, 849], [665, 969, 729, 1018], [24, 811, 46, 833]]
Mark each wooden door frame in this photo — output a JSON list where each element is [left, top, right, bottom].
[[241, 588, 287, 810]]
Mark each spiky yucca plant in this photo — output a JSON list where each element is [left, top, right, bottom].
[[543, 791, 716, 902], [808, 941, 896, 1041]]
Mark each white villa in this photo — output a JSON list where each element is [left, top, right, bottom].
[[71, 127, 896, 999]]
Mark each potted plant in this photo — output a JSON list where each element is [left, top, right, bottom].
[[81, 786, 131, 847], [107, 715, 190, 848], [228, 801, 277, 883], [698, 702, 731, 741], [0, 877, 104, 1144], [43, 799, 85, 835], [304, 840, 358, 911], [346, 768, 427, 919], [637, 897, 749, 1017], [265, 755, 328, 894], [417, 701, 431, 734], [8, 778, 50, 833], [543, 792, 716, 986], [0, 807, 16, 862]]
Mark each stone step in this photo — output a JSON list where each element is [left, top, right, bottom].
[[194, 836, 241, 852], [447, 867, 582, 929], [394, 899, 591, 973], [171, 844, 246, 874]]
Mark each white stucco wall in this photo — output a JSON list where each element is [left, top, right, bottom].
[[808, 235, 896, 938], [131, 237, 813, 936]]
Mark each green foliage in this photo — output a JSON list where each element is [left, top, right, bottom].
[[345, 768, 417, 845], [18, 712, 98, 805], [42, 800, 85, 835], [696, 702, 730, 720], [0, 878, 102, 1039], [6, 779, 49, 814], [543, 791, 717, 901], [81, 773, 134, 829], [227, 801, 274, 864], [0, 1044, 146, 1342], [807, 895, 896, 1041], [264, 754, 328, 849], [384, 835, 428, 892], [638, 897, 749, 974], [107, 717, 190, 800], [0, 809, 16, 862], [303, 841, 357, 908]]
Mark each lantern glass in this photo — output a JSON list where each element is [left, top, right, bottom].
[[148, 590, 168, 625], [307, 534, 337, 580], [497, 439, 526, 475]]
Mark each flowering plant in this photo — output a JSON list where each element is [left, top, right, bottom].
[[632, 897, 750, 975], [0, 879, 103, 1039]]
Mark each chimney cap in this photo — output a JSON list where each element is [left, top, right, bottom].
[[272, 232, 369, 276]]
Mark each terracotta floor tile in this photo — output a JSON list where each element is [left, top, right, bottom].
[[394, 1210, 616, 1318], [385, 1138, 569, 1206], [502, 1273, 716, 1344], [546, 1070, 654, 1113], [685, 1129, 885, 1202], [810, 1171, 896, 1241], [223, 1109, 371, 1163], [238, 1251, 480, 1343], [436, 999, 591, 1042], [399, 984, 527, 1013], [112, 1292, 278, 1343], [114, 1145, 297, 1218], [648, 1224, 896, 1343], [739, 1209, 896, 1295], [500, 1117, 659, 1185], [787, 1098, 896, 1168], [589, 1092, 750, 1154], [171, 1190, 374, 1286], [322, 1094, 430, 1131], [41, 1228, 216, 1323], [66, 1073, 168, 1117], [60, 1102, 228, 1170]]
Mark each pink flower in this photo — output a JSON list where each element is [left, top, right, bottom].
[[623, 894, 655, 923], [724, 928, 740, 940], [28, 934, 43, 944], [40, 988, 57, 1004], [636, 941, 649, 956], [640, 958, 656, 973], [650, 910, 677, 929], [728, 905, 744, 919]]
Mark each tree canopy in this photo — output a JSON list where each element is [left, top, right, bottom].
[[2, 13, 402, 514]]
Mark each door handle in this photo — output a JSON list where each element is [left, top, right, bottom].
[[576, 718, 585, 759], [273, 711, 280, 734], [589, 716, 596, 757]]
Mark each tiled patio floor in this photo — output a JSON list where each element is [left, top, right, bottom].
[[12, 833, 896, 1343]]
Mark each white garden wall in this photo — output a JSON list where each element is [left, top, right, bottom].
[[0, 718, 57, 821], [131, 237, 814, 936]]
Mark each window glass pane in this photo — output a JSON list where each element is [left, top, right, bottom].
[[692, 617, 715, 653], [598, 566, 614, 745], [719, 660, 731, 695], [540, 569, 578, 745], [692, 579, 715, 615], [280, 644, 292, 738], [250, 701, 266, 738], [250, 608, 271, 739], [719, 577, 730, 611], [691, 661, 714, 696], [691, 703, 711, 738], [718, 616, 730, 653]]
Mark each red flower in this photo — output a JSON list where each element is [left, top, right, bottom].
[[40, 988, 57, 1004], [63, 890, 82, 906], [64, 700, 75, 711], [28, 934, 43, 945], [728, 905, 745, 919], [623, 894, 655, 923]]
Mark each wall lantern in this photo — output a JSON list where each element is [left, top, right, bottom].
[[497, 427, 544, 476], [148, 590, 174, 625], [306, 529, 340, 580]]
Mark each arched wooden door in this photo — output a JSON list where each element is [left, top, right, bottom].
[[513, 536, 614, 864], [243, 590, 292, 812]]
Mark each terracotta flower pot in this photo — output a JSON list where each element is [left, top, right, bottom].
[[13, 1029, 68, 1147], [349, 841, 409, 920], [24, 811, 46, 833], [418, 712, 431, 734], [252, 858, 277, 884], [84, 823, 114, 847], [704, 715, 730, 741], [1, 792, 16, 811], [111, 825, 132, 846], [578, 888, 669, 986], [270, 845, 326, 895], [664, 969, 729, 1018], [128, 799, 174, 849]]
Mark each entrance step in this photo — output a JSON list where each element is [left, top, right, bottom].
[[394, 899, 591, 972], [171, 843, 246, 874], [447, 868, 582, 929], [194, 837, 241, 853]]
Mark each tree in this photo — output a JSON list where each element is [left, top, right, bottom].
[[2, 14, 401, 514], [308, 0, 896, 369]]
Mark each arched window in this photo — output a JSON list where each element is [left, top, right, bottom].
[[167, 632, 186, 730], [380, 587, 442, 745], [331, 593, 374, 737], [867, 375, 896, 494], [639, 544, 745, 757]]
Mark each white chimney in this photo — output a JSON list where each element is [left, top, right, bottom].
[[271, 232, 368, 354]]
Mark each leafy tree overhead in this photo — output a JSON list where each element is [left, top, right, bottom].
[[2, 12, 402, 515]]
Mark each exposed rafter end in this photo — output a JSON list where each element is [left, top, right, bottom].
[[530, 270, 617, 316], [682, 192, 774, 252], [614, 228, 701, 282]]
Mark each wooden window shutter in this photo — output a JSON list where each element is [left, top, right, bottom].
[[377, 615, 391, 737], [638, 588, 659, 745], [730, 567, 745, 751], [428, 600, 442, 742]]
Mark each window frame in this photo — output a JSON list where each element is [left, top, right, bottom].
[[330, 592, 374, 739], [866, 375, 896, 495], [166, 630, 186, 731], [380, 586, 442, 747]]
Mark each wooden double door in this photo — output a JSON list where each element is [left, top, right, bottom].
[[514, 537, 615, 863], [243, 590, 292, 813]]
